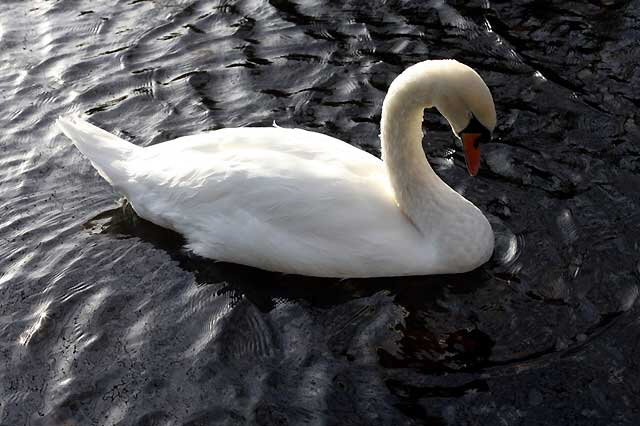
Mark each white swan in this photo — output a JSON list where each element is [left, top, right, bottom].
[[58, 59, 496, 278]]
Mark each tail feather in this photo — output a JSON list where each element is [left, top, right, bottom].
[[57, 116, 141, 187]]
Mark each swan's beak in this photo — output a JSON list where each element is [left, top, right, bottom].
[[462, 133, 481, 176]]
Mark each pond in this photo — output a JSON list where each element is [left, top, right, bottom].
[[1, 0, 639, 424]]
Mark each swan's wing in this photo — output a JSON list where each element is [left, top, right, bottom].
[[123, 128, 426, 276], [128, 127, 399, 231], [143, 127, 382, 176]]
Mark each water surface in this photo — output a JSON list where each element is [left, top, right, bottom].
[[1, 0, 639, 424]]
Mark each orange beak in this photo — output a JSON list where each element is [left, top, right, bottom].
[[462, 133, 481, 176]]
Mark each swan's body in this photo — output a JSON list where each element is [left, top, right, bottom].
[[59, 59, 496, 278]]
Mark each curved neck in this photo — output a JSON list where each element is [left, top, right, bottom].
[[377, 60, 495, 272], [380, 75, 453, 234]]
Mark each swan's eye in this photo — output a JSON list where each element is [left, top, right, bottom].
[[458, 115, 491, 146]]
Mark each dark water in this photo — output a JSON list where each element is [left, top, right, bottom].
[[2, 0, 640, 424]]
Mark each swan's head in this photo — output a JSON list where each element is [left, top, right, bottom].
[[432, 60, 496, 176], [422, 60, 497, 176]]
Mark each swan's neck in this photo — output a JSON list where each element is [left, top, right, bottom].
[[379, 66, 495, 272], [380, 76, 453, 234], [377, 61, 495, 272]]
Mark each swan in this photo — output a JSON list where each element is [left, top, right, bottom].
[[58, 59, 496, 278]]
